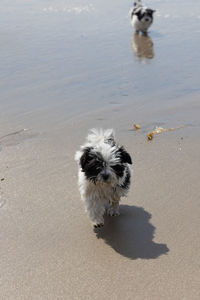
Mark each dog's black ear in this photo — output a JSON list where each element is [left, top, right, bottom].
[[80, 147, 93, 170], [118, 147, 132, 165], [135, 10, 142, 20], [147, 8, 156, 15]]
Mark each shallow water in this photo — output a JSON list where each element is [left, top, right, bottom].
[[0, 0, 200, 121]]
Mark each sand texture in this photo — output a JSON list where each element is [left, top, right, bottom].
[[0, 106, 200, 299]]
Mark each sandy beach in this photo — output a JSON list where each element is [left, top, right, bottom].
[[1, 0, 200, 299], [1, 96, 200, 299]]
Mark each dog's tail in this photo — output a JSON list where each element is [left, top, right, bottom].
[[87, 128, 115, 146], [130, 0, 142, 18], [133, 0, 142, 7]]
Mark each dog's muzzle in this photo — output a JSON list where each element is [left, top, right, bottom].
[[101, 172, 109, 182]]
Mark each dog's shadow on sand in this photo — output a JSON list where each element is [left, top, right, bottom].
[[95, 205, 169, 260]]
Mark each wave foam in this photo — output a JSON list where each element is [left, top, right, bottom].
[[43, 4, 95, 14]]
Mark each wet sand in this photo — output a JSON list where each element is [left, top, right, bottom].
[[1, 0, 200, 299], [1, 96, 200, 299]]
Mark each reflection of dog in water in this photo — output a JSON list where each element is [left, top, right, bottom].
[[130, 0, 155, 34], [131, 32, 154, 60]]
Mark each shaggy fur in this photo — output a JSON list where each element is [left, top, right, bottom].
[[130, 0, 155, 34], [75, 129, 132, 228]]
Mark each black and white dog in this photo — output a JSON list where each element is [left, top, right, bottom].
[[75, 129, 132, 228], [130, 0, 155, 34]]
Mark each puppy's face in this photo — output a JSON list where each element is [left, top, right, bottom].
[[136, 8, 155, 26], [80, 146, 132, 184]]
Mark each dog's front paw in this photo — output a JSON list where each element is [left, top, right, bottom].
[[107, 207, 120, 217], [93, 223, 104, 229]]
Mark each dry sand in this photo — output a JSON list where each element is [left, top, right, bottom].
[[0, 95, 200, 300]]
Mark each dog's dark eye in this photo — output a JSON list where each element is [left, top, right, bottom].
[[111, 165, 125, 177], [89, 158, 103, 171], [95, 160, 104, 170], [96, 164, 103, 171]]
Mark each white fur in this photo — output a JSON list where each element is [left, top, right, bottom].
[[131, 14, 152, 33], [75, 129, 132, 227], [130, 0, 155, 34]]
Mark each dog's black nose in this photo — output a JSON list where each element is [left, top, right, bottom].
[[102, 173, 109, 181]]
